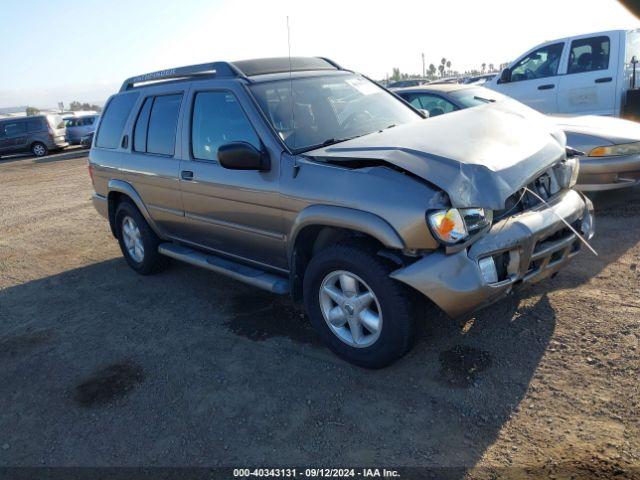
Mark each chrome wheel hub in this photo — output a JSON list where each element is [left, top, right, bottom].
[[33, 144, 45, 156], [122, 216, 144, 263], [318, 270, 382, 348]]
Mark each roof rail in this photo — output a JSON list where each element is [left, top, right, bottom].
[[119, 61, 244, 91]]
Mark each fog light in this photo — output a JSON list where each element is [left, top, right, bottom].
[[582, 211, 595, 240], [479, 257, 498, 284]]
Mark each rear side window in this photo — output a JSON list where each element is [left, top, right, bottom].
[[567, 36, 610, 74], [133, 97, 153, 153], [96, 93, 139, 149], [26, 118, 44, 132], [132, 94, 182, 156], [191, 91, 260, 161]]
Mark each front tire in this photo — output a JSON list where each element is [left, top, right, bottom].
[[31, 142, 48, 157], [115, 200, 168, 275], [303, 244, 416, 368]]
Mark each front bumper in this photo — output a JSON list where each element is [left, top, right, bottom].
[[391, 189, 594, 318], [576, 153, 640, 191]]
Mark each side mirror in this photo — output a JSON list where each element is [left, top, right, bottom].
[[498, 68, 511, 84], [218, 142, 269, 171], [419, 109, 430, 118]]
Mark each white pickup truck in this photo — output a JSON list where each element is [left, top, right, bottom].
[[485, 29, 640, 118]]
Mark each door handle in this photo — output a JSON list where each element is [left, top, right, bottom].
[[538, 84, 555, 90], [595, 77, 612, 83], [181, 170, 194, 181]]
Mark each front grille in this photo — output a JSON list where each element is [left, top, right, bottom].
[[494, 164, 564, 221], [524, 221, 582, 280]]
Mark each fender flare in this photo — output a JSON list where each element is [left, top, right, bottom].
[[287, 205, 405, 262], [107, 179, 164, 238]]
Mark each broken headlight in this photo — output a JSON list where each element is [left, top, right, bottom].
[[427, 208, 493, 245], [589, 142, 640, 157]]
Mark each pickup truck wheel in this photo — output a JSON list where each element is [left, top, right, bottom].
[[31, 142, 48, 157], [115, 200, 168, 275], [303, 244, 415, 368]]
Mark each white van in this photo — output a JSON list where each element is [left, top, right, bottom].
[[485, 29, 640, 117]]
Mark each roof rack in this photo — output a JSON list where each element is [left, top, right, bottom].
[[119, 61, 244, 91], [119, 57, 343, 92]]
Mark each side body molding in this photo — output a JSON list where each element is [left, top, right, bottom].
[[287, 205, 405, 260], [107, 179, 165, 238]]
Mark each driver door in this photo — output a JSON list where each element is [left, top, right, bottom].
[[492, 42, 566, 114]]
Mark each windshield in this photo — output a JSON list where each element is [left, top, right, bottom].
[[450, 87, 507, 108], [249, 74, 421, 152]]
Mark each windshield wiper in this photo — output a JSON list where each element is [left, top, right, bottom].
[[473, 95, 496, 103], [294, 134, 367, 154]]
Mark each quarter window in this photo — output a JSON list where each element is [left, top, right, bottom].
[[510, 43, 564, 82], [567, 36, 610, 74], [96, 92, 139, 149], [191, 91, 260, 161], [26, 118, 43, 132]]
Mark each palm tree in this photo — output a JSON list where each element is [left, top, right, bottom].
[[489, 63, 495, 72], [440, 57, 447, 77], [446, 60, 451, 75], [428, 63, 436, 78], [481, 62, 486, 73]]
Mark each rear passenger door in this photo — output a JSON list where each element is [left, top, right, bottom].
[[123, 88, 188, 236], [557, 34, 618, 115], [178, 85, 287, 270]]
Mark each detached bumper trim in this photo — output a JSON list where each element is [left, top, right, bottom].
[[391, 189, 594, 318], [92, 193, 108, 219]]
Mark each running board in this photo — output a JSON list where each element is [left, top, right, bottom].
[[158, 243, 290, 294]]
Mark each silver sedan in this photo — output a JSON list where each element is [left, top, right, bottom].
[[394, 84, 640, 191]]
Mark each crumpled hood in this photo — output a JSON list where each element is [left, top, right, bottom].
[[307, 99, 566, 210], [550, 114, 640, 145]]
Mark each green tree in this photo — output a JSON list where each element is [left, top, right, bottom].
[[391, 67, 401, 81], [25, 106, 40, 116], [428, 63, 436, 77], [440, 57, 447, 77], [446, 60, 451, 75]]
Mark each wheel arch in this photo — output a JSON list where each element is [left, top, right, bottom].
[[288, 205, 405, 301], [107, 179, 163, 238]]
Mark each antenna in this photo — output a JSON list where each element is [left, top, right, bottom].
[[287, 16, 296, 150]]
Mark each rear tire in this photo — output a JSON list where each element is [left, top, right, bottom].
[[115, 200, 168, 275], [303, 244, 416, 368], [31, 142, 48, 157]]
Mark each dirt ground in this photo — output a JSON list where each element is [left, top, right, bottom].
[[0, 151, 638, 479]]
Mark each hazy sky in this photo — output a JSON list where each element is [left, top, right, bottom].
[[0, 0, 637, 108]]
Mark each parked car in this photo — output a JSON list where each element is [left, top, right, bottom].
[[386, 79, 427, 89], [0, 115, 68, 158], [64, 114, 99, 145], [80, 131, 94, 148], [461, 73, 496, 85], [89, 57, 594, 368], [395, 84, 640, 191], [485, 29, 640, 118], [427, 76, 461, 85]]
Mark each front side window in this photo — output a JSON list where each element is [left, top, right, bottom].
[[3, 122, 27, 137], [96, 93, 139, 149], [146, 94, 182, 156], [250, 73, 421, 152], [405, 93, 457, 117], [511, 43, 564, 82], [567, 36, 610, 74], [191, 91, 260, 161]]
